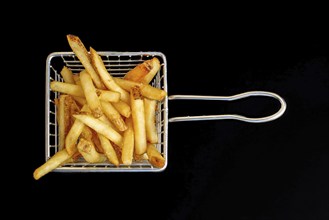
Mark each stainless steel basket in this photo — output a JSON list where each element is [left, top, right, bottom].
[[46, 51, 168, 172], [46, 51, 287, 173]]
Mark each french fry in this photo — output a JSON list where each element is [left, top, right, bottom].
[[130, 86, 147, 155], [112, 143, 122, 163], [57, 95, 79, 151], [97, 90, 121, 103], [112, 101, 131, 118], [146, 143, 165, 168], [121, 117, 134, 165], [98, 113, 121, 134], [51, 80, 122, 104], [79, 70, 103, 118], [60, 66, 75, 84], [73, 114, 123, 147], [77, 138, 107, 163], [124, 57, 161, 84], [73, 73, 81, 86], [113, 77, 167, 101], [91, 130, 104, 154], [50, 81, 85, 97], [101, 101, 127, 132], [59, 67, 86, 106], [57, 95, 66, 151], [144, 98, 158, 143], [33, 149, 72, 180], [65, 104, 90, 155], [134, 152, 148, 162], [66, 34, 105, 89], [90, 47, 130, 104], [98, 134, 119, 166], [71, 96, 87, 107]]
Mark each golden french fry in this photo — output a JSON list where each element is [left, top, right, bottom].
[[72, 96, 87, 107], [146, 143, 165, 168], [112, 101, 131, 118], [89, 47, 130, 103], [121, 117, 134, 165], [101, 101, 127, 132], [144, 98, 158, 143], [68, 151, 82, 162], [79, 70, 103, 118], [97, 90, 121, 103], [112, 143, 122, 164], [60, 66, 75, 84], [91, 130, 104, 154], [130, 86, 147, 155], [77, 138, 107, 163], [65, 104, 90, 155], [80, 123, 93, 140], [66, 34, 105, 89], [33, 149, 72, 180], [124, 57, 161, 84], [59, 68, 87, 106], [50, 81, 85, 97], [57, 95, 65, 151], [98, 134, 119, 166], [73, 73, 81, 86], [113, 77, 167, 101], [57, 95, 78, 151], [73, 114, 123, 147], [134, 152, 148, 162]]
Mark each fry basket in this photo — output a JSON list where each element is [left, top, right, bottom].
[[45, 51, 286, 173]]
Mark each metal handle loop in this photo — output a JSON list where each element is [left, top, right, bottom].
[[168, 91, 287, 123]]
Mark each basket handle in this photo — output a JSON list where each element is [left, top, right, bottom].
[[168, 91, 287, 123]]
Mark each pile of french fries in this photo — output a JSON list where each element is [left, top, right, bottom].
[[33, 34, 167, 180]]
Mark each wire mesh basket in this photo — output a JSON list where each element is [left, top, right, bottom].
[[46, 51, 168, 172]]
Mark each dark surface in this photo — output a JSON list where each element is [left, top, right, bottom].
[[22, 18, 328, 219]]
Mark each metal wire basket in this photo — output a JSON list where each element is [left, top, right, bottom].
[[46, 51, 168, 172], [46, 51, 287, 174]]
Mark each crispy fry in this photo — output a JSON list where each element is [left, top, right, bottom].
[[66, 34, 105, 89], [124, 57, 161, 84], [91, 130, 104, 154], [59, 68, 87, 106], [57, 95, 79, 151], [130, 86, 147, 155], [50, 81, 85, 97], [65, 104, 90, 155], [112, 100, 131, 118], [73, 73, 81, 86], [60, 66, 75, 84], [98, 134, 119, 166], [72, 96, 86, 107], [146, 143, 165, 168], [98, 113, 121, 134], [97, 90, 121, 103], [144, 98, 158, 143], [33, 149, 72, 180], [121, 117, 134, 165], [77, 138, 107, 163], [101, 101, 127, 132], [90, 47, 130, 103], [57, 95, 65, 151], [134, 152, 148, 162], [73, 114, 123, 147], [113, 77, 167, 101], [79, 70, 103, 118], [51, 80, 122, 104]]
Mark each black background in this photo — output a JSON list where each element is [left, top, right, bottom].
[[16, 10, 328, 220]]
